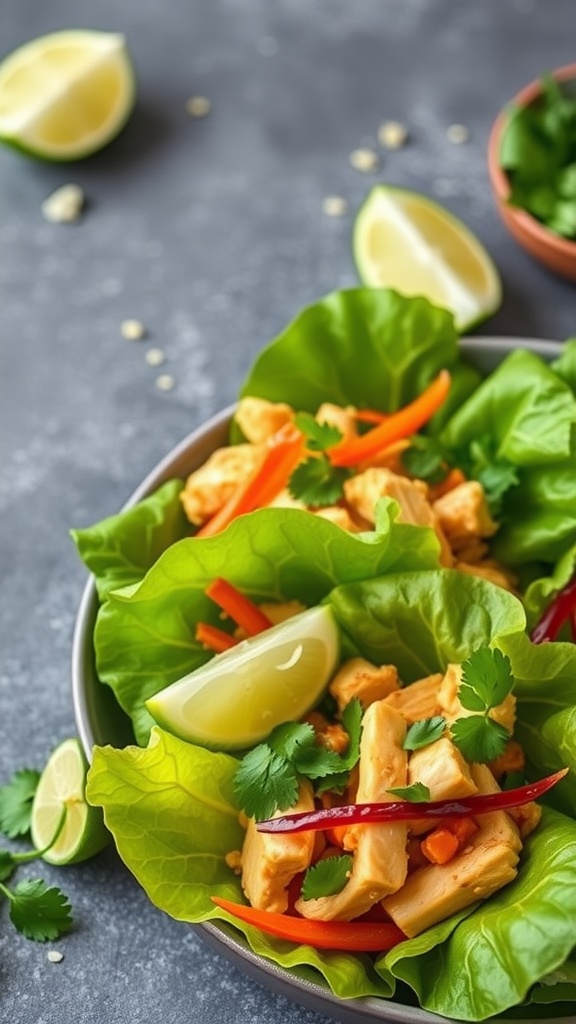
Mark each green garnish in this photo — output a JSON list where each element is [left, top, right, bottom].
[[301, 854, 353, 900], [0, 879, 73, 942], [387, 782, 431, 803], [403, 716, 447, 751], [466, 437, 519, 515], [451, 647, 514, 763], [293, 412, 343, 451], [401, 435, 450, 484], [289, 413, 351, 505], [234, 699, 363, 821], [500, 74, 576, 238], [0, 768, 41, 838]]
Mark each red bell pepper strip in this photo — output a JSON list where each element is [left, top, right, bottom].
[[531, 575, 576, 643], [195, 622, 239, 653], [211, 896, 405, 951], [205, 577, 273, 636], [196, 423, 306, 538], [256, 769, 568, 834], [327, 370, 451, 468]]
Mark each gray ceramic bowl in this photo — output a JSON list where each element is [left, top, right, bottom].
[[73, 335, 570, 1024]]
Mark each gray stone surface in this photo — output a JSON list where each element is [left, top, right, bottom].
[[1, 1, 575, 1021]]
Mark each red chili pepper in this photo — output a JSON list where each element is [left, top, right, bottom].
[[531, 576, 576, 643], [256, 769, 568, 834], [211, 896, 405, 951]]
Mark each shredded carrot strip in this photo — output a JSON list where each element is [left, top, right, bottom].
[[444, 816, 479, 847], [196, 423, 306, 538], [205, 577, 273, 636], [195, 622, 238, 653], [211, 896, 405, 951], [420, 827, 459, 865], [328, 370, 452, 468], [354, 408, 389, 425]]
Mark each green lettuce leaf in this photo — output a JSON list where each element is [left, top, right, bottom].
[[490, 457, 576, 566], [382, 808, 576, 1020], [71, 480, 187, 600], [523, 541, 576, 629], [87, 728, 391, 1001], [94, 502, 441, 743], [551, 338, 576, 395]]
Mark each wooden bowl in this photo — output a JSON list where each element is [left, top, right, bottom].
[[487, 63, 576, 282]]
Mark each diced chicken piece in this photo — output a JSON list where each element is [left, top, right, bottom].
[[180, 444, 263, 525], [258, 600, 307, 625], [329, 658, 400, 714], [313, 506, 360, 532], [456, 560, 517, 592], [305, 712, 350, 755], [382, 763, 522, 936], [240, 782, 315, 913], [439, 663, 516, 735], [267, 488, 307, 511], [454, 540, 489, 564], [407, 736, 478, 835], [295, 702, 408, 921], [488, 740, 525, 781], [384, 674, 443, 724], [433, 481, 498, 552], [316, 402, 358, 444], [344, 468, 453, 566], [508, 801, 542, 838], [235, 396, 294, 444]]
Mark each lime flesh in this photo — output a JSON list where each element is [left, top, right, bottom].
[[146, 605, 341, 750]]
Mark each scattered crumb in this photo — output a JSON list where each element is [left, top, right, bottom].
[[145, 347, 166, 366], [446, 123, 469, 145], [41, 184, 85, 224], [121, 319, 146, 341], [156, 373, 175, 392], [47, 950, 64, 964], [349, 148, 380, 173], [322, 195, 348, 217], [186, 95, 211, 118], [377, 120, 409, 150]]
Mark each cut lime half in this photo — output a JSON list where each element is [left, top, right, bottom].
[[146, 605, 341, 751], [0, 29, 136, 161], [30, 738, 109, 865], [353, 184, 502, 333]]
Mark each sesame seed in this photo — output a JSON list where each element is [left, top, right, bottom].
[[377, 120, 409, 150], [41, 184, 85, 224], [121, 319, 146, 341], [322, 195, 348, 217], [447, 123, 469, 145], [47, 951, 64, 963], [186, 95, 211, 118], [349, 148, 379, 173], [156, 374, 175, 392], [145, 347, 166, 366]]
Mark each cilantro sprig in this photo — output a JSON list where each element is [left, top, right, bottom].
[[288, 412, 351, 506], [403, 716, 447, 751], [401, 436, 451, 484], [387, 782, 431, 803], [301, 854, 353, 901], [451, 648, 514, 764], [0, 768, 73, 942], [234, 699, 363, 821]]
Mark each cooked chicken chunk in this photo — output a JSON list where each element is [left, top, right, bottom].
[[240, 781, 315, 913], [329, 658, 400, 714], [313, 506, 360, 531], [456, 560, 517, 592], [384, 674, 443, 724], [180, 444, 263, 525], [433, 481, 498, 551], [382, 763, 521, 936], [344, 468, 453, 566], [406, 736, 478, 835], [267, 488, 307, 511], [295, 701, 408, 921], [235, 396, 293, 444], [316, 402, 359, 444], [439, 663, 516, 735]]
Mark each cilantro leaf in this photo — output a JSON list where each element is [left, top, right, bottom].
[[6, 878, 73, 942], [467, 437, 519, 515], [339, 699, 363, 770], [387, 782, 431, 803], [0, 769, 41, 838], [401, 436, 450, 484], [301, 854, 353, 901], [233, 744, 298, 821], [403, 716, 447, 751], [268, 722, 316, 761], [451, 715, 510, 763], [288, 455, 350, 506], [293, 412, 342, 452], [460, 648, 514, 712], [0, 850, 16, 882]]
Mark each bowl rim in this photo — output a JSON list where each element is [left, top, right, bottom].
[[71, 334, 572, 1024], [487, 62, 576, 258]]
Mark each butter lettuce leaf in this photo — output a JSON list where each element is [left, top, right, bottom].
[[94, 503, 441, 743]]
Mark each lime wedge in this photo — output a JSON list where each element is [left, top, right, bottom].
[[0, 30, 135, 161], [146, 605, 341, 750], [353, 184, 502, 333], [30, 738, 109, 865]]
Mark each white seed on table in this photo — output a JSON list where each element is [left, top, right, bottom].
[[121, 319, 146, 341], [377, 120, 409, 149], [322, 195, 348, 217], [145, 347, 166, 366], [41, 184, 85, 223], [156, 374, 175, 391], [47, 950, 64, 963], [186, 95, 212, 117], [349, 148, 379, 173], [446, 123, 469, 144]]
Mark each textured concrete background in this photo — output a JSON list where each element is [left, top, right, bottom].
[[1, 2, 575, 1022]]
